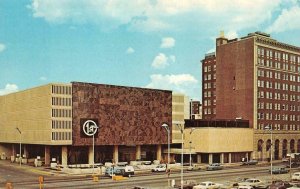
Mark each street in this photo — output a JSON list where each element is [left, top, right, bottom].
[[0, 161, 297, 189]]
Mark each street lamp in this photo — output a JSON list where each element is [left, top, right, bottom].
[[176, 124, 184, 189], [162, 123, 170, 186], [264, 125, 273, 182], [82, 120, 99, 175], [287, 153, 292, 179], [189, 128, 195, 168], [15, 127, 21, 167], [190, 99, 193, 120], [161, 123, 170, 167]]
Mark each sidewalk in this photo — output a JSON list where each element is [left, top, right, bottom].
[[0, 159, 64, 176]]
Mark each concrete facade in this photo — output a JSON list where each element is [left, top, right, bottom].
[[0, 83, 72, 162], [0, 82, 173, 165]]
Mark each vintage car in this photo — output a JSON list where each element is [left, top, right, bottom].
[[270, 167, 289, 174], [151, 164, 166, 172], [241, 159, 258, 166], [193, 181, 223, 189], [238, 178, 265, 188], [206, 163, 223, 171]]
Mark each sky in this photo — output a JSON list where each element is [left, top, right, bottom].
[[0, 0, 300, 100]]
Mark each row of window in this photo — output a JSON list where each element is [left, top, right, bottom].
[[257, 123, 300, 131], [258, 102, 298, 111], [51, 97, 72, 106], [51, 120, 72, 129], [258, 81, 300, 92], [203, 64, 216, 72], [51, 85, 72, 95], [258, 58, 299, 72], [258, 91, 299, 102], [203, 108, 216, 115], [203, 73, 216, 81], [51, 109, 72, 118], [203, 99, 216, 106], [51, 132, 72, 141], [203, 91, 216, 98], [257, 47, 300, 64], [257, 112, 300, 121], [258, 70, 300, 82], [203, 82, 216, 89]]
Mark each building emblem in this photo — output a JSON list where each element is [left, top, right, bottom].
[[82, 120, 98, 136]]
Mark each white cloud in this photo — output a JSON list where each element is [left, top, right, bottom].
[[0, 84, 19, 96], [28, 0, 283, 33], [0, 43, 6, 52], [267, 6, 300, 33], [206, 48, 215, 54], [226, 30, 239, 39], [39, 76, 47, 81], [126, 47, 135, 54], [160, 37, 175, 48], [145, 74, 198, 97], [152, 53, 168, 69], [151, 53, 176, 69]]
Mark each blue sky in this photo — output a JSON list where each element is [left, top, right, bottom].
[[0, 0, 300, 100]]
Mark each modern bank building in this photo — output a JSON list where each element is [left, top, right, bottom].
[[0, 81, 261, 167]]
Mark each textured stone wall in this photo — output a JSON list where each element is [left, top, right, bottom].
[[72, 82, 172, 146]]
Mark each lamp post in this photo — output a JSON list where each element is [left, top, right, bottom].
[[82, 120, 99, 175], [265, 125, 273, 182], [176, 124, 184, 189], [162, 123, 170, 187], [92, 123, 99, 175], [287, 153, 292, 179], [15, 127, 21, 167], [189, 128, 195, 167], [190, 99, 193, 120], [161, 123, 170, 166]]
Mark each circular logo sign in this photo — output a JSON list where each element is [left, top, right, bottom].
[[82, 120, 98, 136]]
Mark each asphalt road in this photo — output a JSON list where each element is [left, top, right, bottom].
[[0, 161, 297, 189]]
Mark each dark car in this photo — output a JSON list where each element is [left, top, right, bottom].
[[270, 167, 289, 174], [268, 180, 293, 189], [173, 180, 198, 189], [241, 159, 258, 166]]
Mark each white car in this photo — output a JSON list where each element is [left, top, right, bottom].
[[193, 181, 223, 189], [151, 164, 166, 172], [238, 186, 254, 189], [292, 172, 300, 181], [238, 178, 264, 187]]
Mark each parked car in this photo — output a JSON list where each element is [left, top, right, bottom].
[[238, 186, 254, 189], [193, 181, 223, 189], [268, 180, 293, 189], [105, 165, 135, 177], [238, 178, 265, 188], [151, 164, 166, 172], [188, 164, 201, 171], [292, 172, 300, 181], [241, 159, 258, 166], [206, 163, 223, 171], [173, 180, 198, 189], [270, 167, 289, 174]]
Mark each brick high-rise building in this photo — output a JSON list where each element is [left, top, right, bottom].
[[202, 52, 216, 120], [202, 31, 300, 160]]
